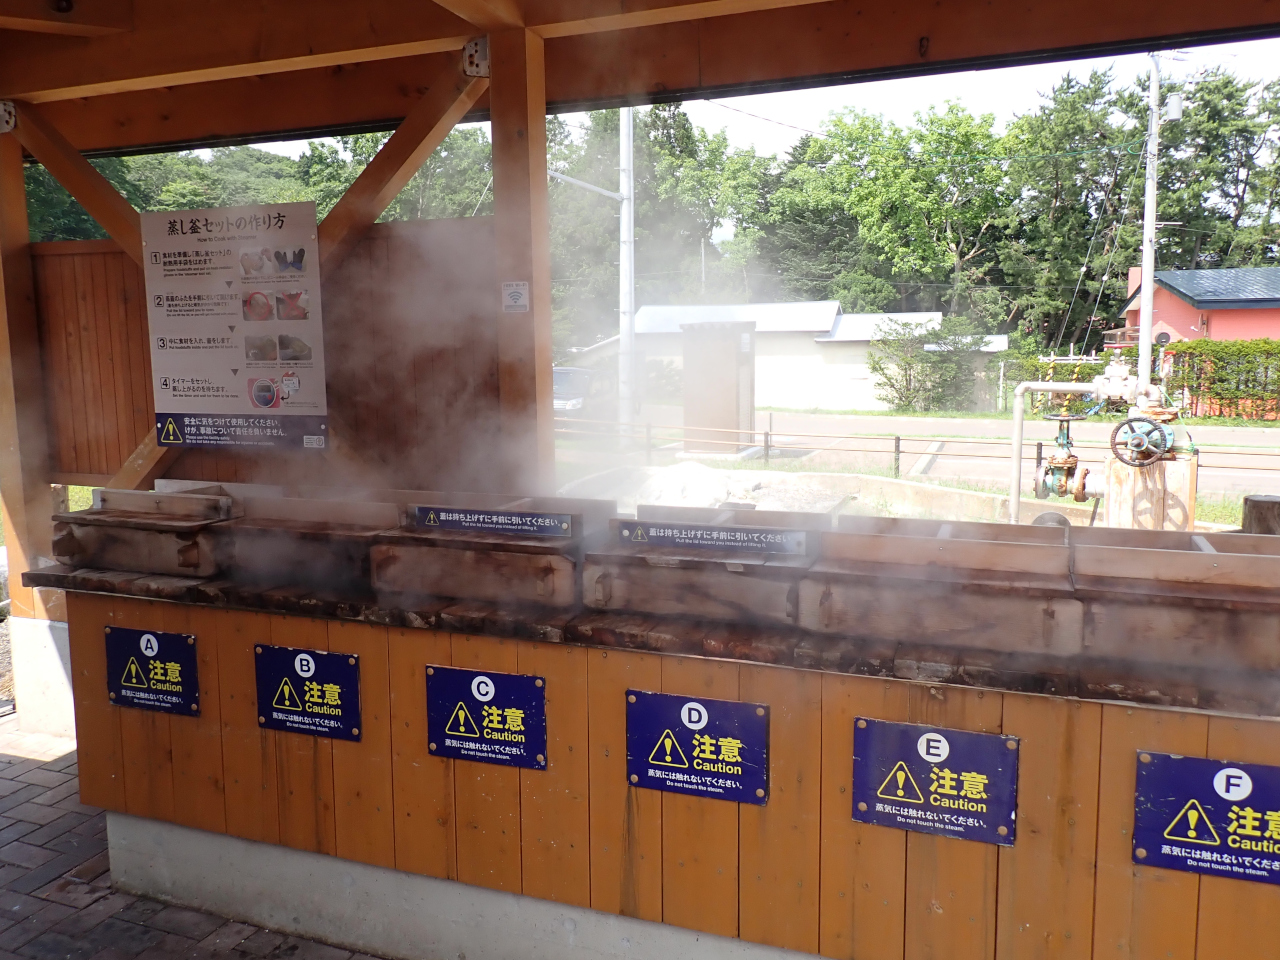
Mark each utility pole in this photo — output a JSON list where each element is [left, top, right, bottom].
[[1138, 54, 1160, 395], [618, 106, 635, 435]]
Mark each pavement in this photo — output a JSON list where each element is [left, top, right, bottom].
[[0, 715, 387, 960]]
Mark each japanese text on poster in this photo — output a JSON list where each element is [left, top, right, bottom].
[[618, 522, 806, 554], [141, 203, 327, 449]]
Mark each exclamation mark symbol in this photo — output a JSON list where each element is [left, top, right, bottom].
[[1187, 808, 1199, 839], [896, 769, 906, 797], [664, 735, 674, 762], [458, 712, 466, 732]]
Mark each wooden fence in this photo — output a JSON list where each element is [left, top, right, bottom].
[[67, 593, 1280, 960]]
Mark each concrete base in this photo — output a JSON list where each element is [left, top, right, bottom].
[[11, 617, 75, 738], [108, 813, 810, 960]]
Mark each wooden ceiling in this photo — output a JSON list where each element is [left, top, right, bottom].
[[2, 0, 1280, 152]]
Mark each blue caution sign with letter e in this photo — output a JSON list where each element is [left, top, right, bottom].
[[105, 627, 199, 715], [625, 691, 769, 804], [1134, 751, 1280, 885], [426, 666, 547, 770], [853, 718, 1019, 845], [254, 644, 360, 741]]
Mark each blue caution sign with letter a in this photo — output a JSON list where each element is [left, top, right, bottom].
[[254, 644, 360, 741], [105, 626, 199, 715], [853, 718, 1019, 845], [426, 666, 547, 770], [625, 691, 769, 804], [1134, 751, 1280, 885]]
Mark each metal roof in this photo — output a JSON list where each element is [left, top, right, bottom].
[[1154, 268, 1280, 310]]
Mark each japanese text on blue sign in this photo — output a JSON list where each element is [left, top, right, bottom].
[[105, 627, 199, 716], [255, 644, 360, 741], [1134, 751, 1280, 885], [853, 718, 1019, 845], [618, 522, 806, 554], [626, 691, 769, 804], [414, 506, 572, 538], [426, 666, 547, 770]]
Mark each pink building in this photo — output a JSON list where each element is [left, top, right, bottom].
[[1109, 266, 1280, 346]]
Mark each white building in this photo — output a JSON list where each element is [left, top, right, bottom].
[[631, 301, 1006, 411]]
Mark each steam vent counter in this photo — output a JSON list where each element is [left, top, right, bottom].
[[18, 481, 1280, 960]]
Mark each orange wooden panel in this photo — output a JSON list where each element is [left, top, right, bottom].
[[997, 695, 1102, 960], [451, 634, 522, 892], [65, 592, 125, 810], [587, 647, 662, 920], [818, 675, 911, 960], [903, 685, 1002, 960], [517, 641, 590, 907], [1092, 704, 1208, 960], [660, 655, 739, 938], [328, 620, 395, 869], [162, 602, 226, 834], [216, 609, 279, 844], [113, 598, 175, 822], [389, 627, 456, 879], [1194, 715, 1280, 960], [738, 663, 822, 953], [269, 615, 336, 855]]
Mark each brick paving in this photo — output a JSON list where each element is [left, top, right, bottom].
[[0, 716, 387, 960]]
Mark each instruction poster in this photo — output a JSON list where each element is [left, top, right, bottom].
[[852, 718, 1020, 845], [426, 666, 547, 770], [618, 522, 807, 554], [140, 202, 328, 449], [626, 690, 769, 804], [255, 644, 360, 741], [413, 507, 573, 539], [105, 626, 199, 715], [1134, 751, 1280, 885]]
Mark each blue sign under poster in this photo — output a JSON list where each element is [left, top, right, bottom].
[[853, 718, 1020, 845], [426, 665, 547, 770], [105, 626, 200, 716], [1134, 751, 1280, 885], [413, 506, 572, 538], [625, 690, 769, 804], [255, 644, 361, 741]]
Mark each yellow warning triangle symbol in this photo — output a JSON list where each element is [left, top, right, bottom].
[[159, 418, 183, 444], [648, 729, 689, 768], [422, 510, 439, 526], [631, 525, 649, 542], [121, 657, 148, 689], [1164, 798, 1221, 845], [273, 677, 302, 711], [445, 702, 480, 737], [876, 760, 925, 804]]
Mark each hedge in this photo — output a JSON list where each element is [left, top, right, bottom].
[[1164, 338, 1280, 419]]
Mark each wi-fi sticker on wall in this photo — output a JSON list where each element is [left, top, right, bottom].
[[501, 281, 530, 313]]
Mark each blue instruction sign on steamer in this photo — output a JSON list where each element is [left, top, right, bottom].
[[426, 666, 547, 770], [853, 718, 1020, 845], [255, 644, 361, 741], [414, 506, 572, 538], [1134, 751, 1280, 885], [618, 521, 806, 554], [626, 691, 769, 804], [105, 626, 200, 715]]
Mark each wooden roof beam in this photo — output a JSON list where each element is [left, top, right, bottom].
[[0, 0, 130, 36], [318, 57, 489, 272], [8, 101, 142, 266], [433, 0, 524, 30]]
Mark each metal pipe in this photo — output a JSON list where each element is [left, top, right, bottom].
[[1008, 381, 1096, 524], [618, 107, 636, 438]]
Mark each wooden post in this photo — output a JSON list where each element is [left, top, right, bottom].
[[0, 133, 55, 620], [1243, 495, 1280, 535], [489, 29, 554, 492]]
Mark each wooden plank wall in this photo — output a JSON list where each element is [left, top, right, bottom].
[[30, 218, 499, 490], [68, 593, 1280, 960]]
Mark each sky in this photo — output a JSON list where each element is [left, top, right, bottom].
[[252, 36, 1280, 164]]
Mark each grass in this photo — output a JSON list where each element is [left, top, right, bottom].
[[1195, 493, 1245, 527]]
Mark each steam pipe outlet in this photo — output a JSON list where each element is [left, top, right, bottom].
[[1009, 381, 1097, 525]]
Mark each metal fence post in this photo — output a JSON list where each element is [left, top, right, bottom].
[[1035, 441, 1043, 478], [893, 436, 901, 479], [764, 431, 770, 463], [645, 422, 652, 466]]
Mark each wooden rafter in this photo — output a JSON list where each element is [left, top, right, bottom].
[[0, 0, 130, 35], [318, 60, 489, 272], [432, 0, 523, 30], [10, 101, 143, 267]]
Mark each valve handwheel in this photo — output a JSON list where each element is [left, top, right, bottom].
[[1110, 416, 1170, 468]]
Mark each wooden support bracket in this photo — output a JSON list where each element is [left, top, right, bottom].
[[108, 434, 179, 492], [318, 59, 489, 273], [10, 100, 143, 266], [0, 0, 131, 36], [431, 0, 522, 30]]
